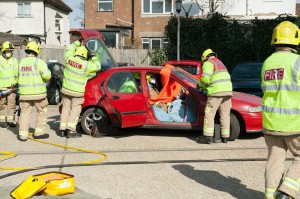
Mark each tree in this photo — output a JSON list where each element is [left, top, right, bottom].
[[75, 1, 84, 28], [208, 0, 220, 13]]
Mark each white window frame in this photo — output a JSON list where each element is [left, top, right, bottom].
[[17, 2, 31, 17], [98, 0, 113, 12], [142, 38, 169, 49], [55, 18, 63, 33], [151, 38, 161, 49], [142, 38, 150, 49], [142, 0, 173, 14]]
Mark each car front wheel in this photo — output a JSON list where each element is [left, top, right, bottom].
[[229, 113, 240, 141], [80, 108, 120, 135]]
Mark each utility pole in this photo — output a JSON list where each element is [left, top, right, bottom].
[[176, 0, 182, 61]]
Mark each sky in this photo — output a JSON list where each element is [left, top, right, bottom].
[[63, 0, 84, 28]]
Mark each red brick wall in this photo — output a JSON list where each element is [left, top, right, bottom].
[[85, 0, 174, 48], [296, 4, 300, 16]]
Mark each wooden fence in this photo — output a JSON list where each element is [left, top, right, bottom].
[[13, 47, 152, 66], [108, 48, 151, 66]]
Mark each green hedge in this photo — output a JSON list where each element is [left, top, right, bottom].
[[163, 13, 299, 71]]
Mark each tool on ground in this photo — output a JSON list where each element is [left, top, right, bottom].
[[11, 171, 75, 199]]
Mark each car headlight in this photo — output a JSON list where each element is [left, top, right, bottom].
[[248, 106, 262, 113]]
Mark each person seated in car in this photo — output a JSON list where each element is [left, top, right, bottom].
[[147, 73, 172, 122], [119, 72, 140, 93], [149, 64, 182, 106]]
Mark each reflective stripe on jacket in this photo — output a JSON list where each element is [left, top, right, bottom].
[[261, 51, 300, 132], [18, 57, 51, 100], [198, 57, 232, 95], [0, 55, 19, 89], [62, 42, 101, 97]]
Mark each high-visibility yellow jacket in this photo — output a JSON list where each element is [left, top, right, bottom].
[[0, 55, 18, 90], [198, 57, 232, 96], [261, 51, 300, 133], [62, 41, 101, 97], [18, 56, 51, 100], [119, 80, 137, 93]]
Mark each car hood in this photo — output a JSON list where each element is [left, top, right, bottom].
[[232, 91, 262, 106]]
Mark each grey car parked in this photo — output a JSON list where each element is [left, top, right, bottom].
[[230, 62, 263, 97]]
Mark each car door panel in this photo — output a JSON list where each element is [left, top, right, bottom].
[[104, 71, 147, 128]]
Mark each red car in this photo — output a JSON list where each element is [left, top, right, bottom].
[[80, 66, 262, 141], [163, 60, 203, 79]]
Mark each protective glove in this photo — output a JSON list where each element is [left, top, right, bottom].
[[196, 84, 203, 92]]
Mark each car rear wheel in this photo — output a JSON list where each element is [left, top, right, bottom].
[[229, 113, 240, 141], [80, 108, 120, 135], [48, 87, 60, 105]]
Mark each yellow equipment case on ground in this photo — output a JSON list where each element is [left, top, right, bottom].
[[10, 171, 75, 199]]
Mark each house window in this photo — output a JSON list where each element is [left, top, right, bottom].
[[102, 32, 117, 48], [17, 2, 31, 17], [98, 0, 113, 11], [142, 38, 168, 49], [143, 0, 172, 14], [55, 19, 62, 32]]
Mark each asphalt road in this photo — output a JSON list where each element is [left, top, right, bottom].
[[0, 105, 295, 199]]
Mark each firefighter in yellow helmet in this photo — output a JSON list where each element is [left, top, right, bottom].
[[0, 41, 19, 128], [59, 40, 101, 138], [18, 41, 51, 142], [262, 21, 300, 199], [197, 49, 232, 144]]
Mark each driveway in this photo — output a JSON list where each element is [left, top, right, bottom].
[[0, 105, 293, 199]]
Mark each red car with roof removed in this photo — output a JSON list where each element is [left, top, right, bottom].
[[80, 65, 262, 141]]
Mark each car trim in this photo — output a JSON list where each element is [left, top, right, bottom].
[[140, 125, 202, 130], [122, 110, 147, 116]]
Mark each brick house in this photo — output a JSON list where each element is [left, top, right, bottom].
[[85, 0, 296, 49]]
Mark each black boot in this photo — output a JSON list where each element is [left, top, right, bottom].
[[276, 192, 293, 199], [66, 129, 82, 138], [32, 133, 49, 139], [197, 136, 213, 144], [0, 122, 7, 128], [58, 130, 66, 137], [7, 122, 17, 128], [221, 138, 228, 143]]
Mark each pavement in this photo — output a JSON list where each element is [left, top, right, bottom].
[[0, 105, 296, 199]]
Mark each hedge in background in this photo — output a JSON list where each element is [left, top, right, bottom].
[[164, 13, 299, 71]]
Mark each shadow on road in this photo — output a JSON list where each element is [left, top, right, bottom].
[[172, 164, 264, 199], [47, 115, 60, 136]]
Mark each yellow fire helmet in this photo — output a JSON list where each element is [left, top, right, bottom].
[[201, 49, 217, 62], [75, 46, 88, 59], [133, 72, 140, 80], [271, 21, 300, 46], [146, 73, 152, 80], [25, 41, 40, 55], [1, 41, 14, 53]]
